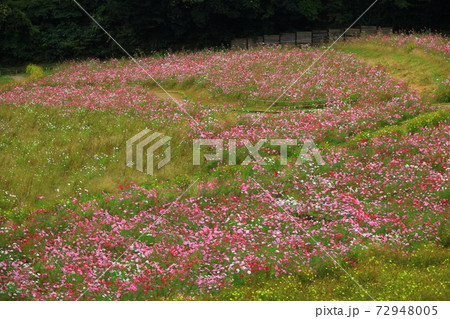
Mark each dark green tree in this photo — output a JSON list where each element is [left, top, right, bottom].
[[0, 0, 448, 65]]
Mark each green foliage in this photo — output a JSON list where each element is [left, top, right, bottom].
[[1, 0, 449, 65], [25, 64, 44, 79]]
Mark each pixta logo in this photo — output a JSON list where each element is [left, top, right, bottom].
[[193, 139, 325, 166], [127, 133, 325, 175], [126, 129, 171, 176]]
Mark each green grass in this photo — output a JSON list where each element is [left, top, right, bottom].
[[144, 80, 245, 108], [0, 63, 56, 87], [347, 106, 450, 146], [337, 42, 450, 103], [176, 244, 450, 301], [0, 104, 197, 211], [0, 76, 13, 85], [1, 86, 447, 211]]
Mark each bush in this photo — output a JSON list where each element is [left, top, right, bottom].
[[25, 64, 44, 79]]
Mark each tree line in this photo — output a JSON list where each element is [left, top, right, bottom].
[[0, 0, 448, 65]]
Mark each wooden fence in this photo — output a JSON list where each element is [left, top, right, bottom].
[[231, 26, 393, 49]]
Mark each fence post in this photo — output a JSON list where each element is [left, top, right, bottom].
[[232, 26, 392, 47], [280, 33, 296, 45], [231, 38, 248, 49], [344, 27, 361, 40], [263, 34, 280, 45], [328, 29, 344, 42], [377, 26, 393, 35], [312, 30, 329, 45], [247, 36, 264, 48], [361, 26, 377, 35], [296, 31, 312, 45]]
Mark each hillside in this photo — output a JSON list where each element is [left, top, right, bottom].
[[0, 33, 449, 301]]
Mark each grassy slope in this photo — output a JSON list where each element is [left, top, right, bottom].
[[0, 39, 449, 300], [336, 42, 450, 103], [0, 105, 196, 210], [0, 105, 144, 209], [0, 77, 243, 210], [189, 41, 449, 301]]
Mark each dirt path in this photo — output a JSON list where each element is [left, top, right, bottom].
[[9, 74, 27, 82], [150, 90, 185, 104]]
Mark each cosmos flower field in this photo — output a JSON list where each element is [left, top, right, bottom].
[[0, 33, 449, 300]]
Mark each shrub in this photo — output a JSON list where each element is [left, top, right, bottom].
[[25, 64, 44, 79]]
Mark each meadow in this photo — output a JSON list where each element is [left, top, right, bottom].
[[0, 33, 448, 300]]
